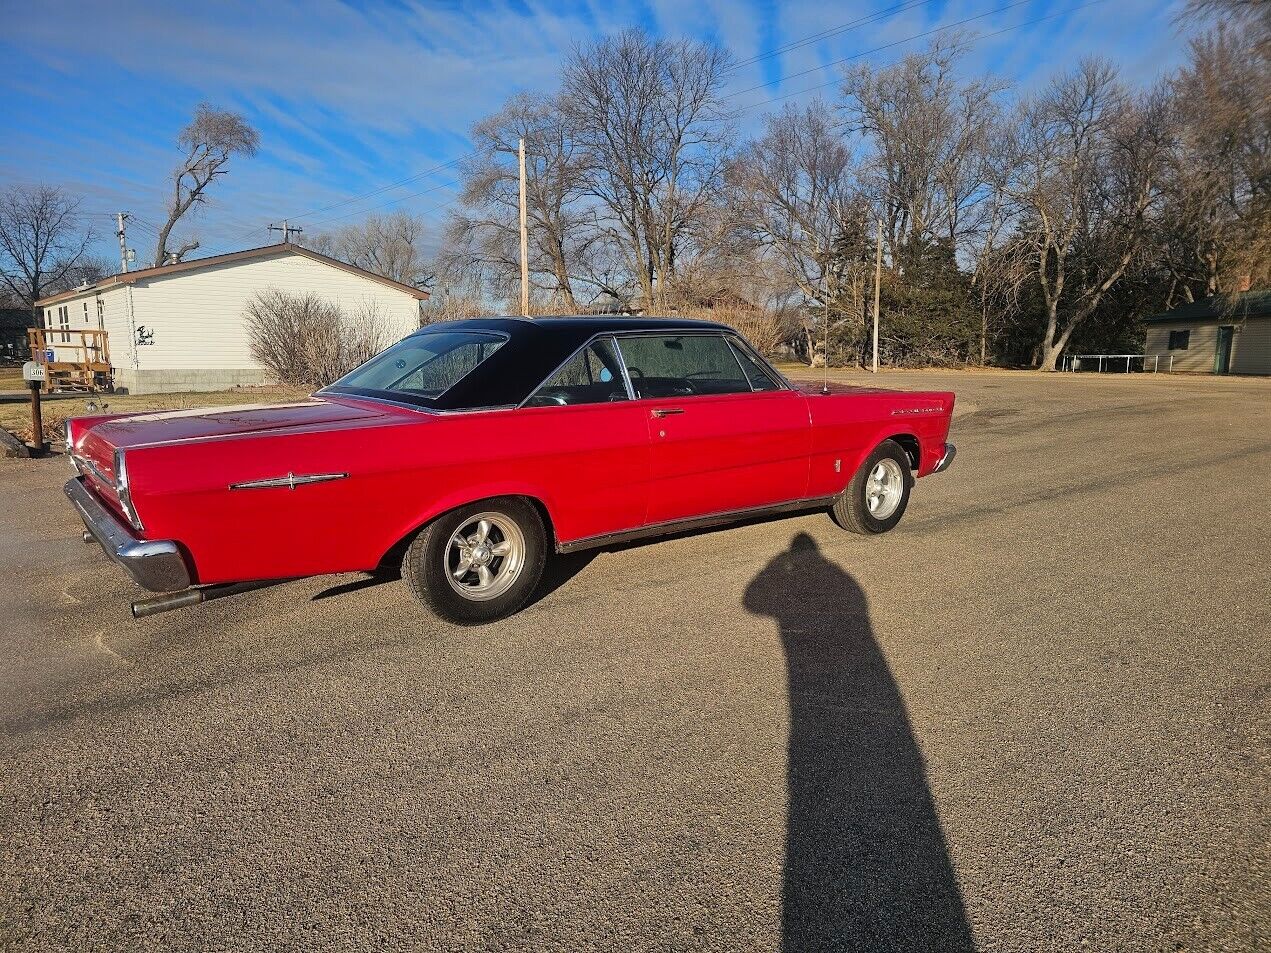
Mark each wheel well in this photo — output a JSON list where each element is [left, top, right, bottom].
[[889, 434, 921, 470], [377, 494, 556, 570]]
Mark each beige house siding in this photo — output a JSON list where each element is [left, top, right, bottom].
[[38, 248, 424, 394], [1144, 318, 1271, 375], [1231, 318, 1271, 374], [123, 251, 419, 377]]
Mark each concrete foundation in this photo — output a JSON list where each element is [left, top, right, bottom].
[[111, 367, 274, 395]]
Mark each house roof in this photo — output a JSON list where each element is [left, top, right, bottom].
[[1145, 291, 1271, 324], [34, 242, 430, 307]]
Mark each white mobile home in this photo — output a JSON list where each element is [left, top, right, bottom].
[[33, 243, 429, 393]]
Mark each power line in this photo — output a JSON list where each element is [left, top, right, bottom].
[[734, 0, 1109, 113], [725, 0, 1035, 103], [196, 0, 930, 242], [170, 0, 934, 249], [302, 177, 462, 230], [96, 0, 1104, 266], [728, 0, 938, 72]]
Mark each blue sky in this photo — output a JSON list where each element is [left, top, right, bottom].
[[0, 0, 1189, 268]]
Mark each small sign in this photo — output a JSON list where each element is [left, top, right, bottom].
[[22, 361, 45, 383], [43, 349, 54, 362]]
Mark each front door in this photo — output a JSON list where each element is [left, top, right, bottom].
[[616, 332, 811, 525], [1215, 326, 1234, 375]]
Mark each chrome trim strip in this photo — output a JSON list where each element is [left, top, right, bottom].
[[228, 471, 349, 491], [319, 392, 517, 416], [73, 452, 109, 485], [932, 443, 957, 474], [65, 477, 191, 592], [613, 335, 638, 401], [557, 495, 838, 554], [724, 333, 791, 391]]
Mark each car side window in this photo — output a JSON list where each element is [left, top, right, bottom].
[[616, 334, 753, 399], [523, 336, 630, 407], [726, 337, 782, 392]]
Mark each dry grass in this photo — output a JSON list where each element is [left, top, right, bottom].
[[1, 384, 310, 445], [0, 367, 24, 391]]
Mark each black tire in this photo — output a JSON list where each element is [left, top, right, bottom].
[[830, 439, 913, 535], [402, 497, 547, 625]]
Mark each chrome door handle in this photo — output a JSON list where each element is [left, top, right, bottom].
[[652, 408, 685, 418]]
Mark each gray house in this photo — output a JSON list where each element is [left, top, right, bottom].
[[1143, 292, 1271, 375]]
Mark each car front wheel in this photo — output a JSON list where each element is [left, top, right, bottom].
[[402, 498, 547, 624], [830, 439, 913, 534]]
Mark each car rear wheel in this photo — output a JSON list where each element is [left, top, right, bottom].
[[830, 439, 913, 534], [402, 498, 547, 624]]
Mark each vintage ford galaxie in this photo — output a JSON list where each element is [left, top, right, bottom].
[[64, 317, 955, 623]]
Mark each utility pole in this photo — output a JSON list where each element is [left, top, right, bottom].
[[268, 221, 303, 244], [821, 289, 830, 394], [872, 217, 883, 374], [519, 137, 530, 318], [116, 212, 131, 273]]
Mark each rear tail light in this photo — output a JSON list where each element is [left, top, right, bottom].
[[113, 449, 144, 532], [65, 421, 79, 472]]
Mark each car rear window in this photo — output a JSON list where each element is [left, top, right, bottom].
[[331, 331, 506, 400]]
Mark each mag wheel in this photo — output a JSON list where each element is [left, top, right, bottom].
[[831, 439, 913, 535], [403, 498, 546, 624]]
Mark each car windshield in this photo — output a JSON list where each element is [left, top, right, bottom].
[[330, 331, 506, 400]]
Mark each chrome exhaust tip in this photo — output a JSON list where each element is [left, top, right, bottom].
[[130, 580, 280, 619]]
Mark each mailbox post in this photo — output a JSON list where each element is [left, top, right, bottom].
[[22, 361, 46, 456]]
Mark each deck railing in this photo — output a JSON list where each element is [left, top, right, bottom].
[[28, 328, 113, 392], [1062, 353, 1171, 373]]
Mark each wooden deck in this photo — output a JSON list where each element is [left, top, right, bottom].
[[28, 328, 113, 392]]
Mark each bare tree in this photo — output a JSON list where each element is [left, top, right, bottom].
[[561, 29, 733, 309], [729, 101, 871, 361], [1157, 28, 1270, 302], [154, 103, 260, 266], [0, 184, 95, 307], [1002, 60, 1173, 370], [840, 38, 1003, 255], [307, 211, 432, 288], [731, 101, 860, 307], [1182, 0, 1271, 54], [446, 93, 592, 309]]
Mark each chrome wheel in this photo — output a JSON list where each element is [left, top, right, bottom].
[[445, 512, 526, 602], [865, 459, 904, 519]]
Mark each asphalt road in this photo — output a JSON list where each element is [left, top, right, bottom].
[[1, 369, 1267, 952]]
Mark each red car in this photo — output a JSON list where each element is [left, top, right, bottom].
[[65, 317, 955, 624]]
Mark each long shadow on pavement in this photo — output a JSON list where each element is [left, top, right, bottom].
[[744, 532, 974, 952]]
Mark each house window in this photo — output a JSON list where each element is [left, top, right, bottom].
[[58, 305, 70, 344], [1168, 329, 1190, 351]]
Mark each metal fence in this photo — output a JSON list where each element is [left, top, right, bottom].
[[1062, 353, 1172, 373]]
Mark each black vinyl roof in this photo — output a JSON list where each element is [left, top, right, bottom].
[[328, 315, 738, 411]]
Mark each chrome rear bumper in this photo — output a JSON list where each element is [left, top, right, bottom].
[[65, 478, 191, 592], [932, 443, 957, 474]]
